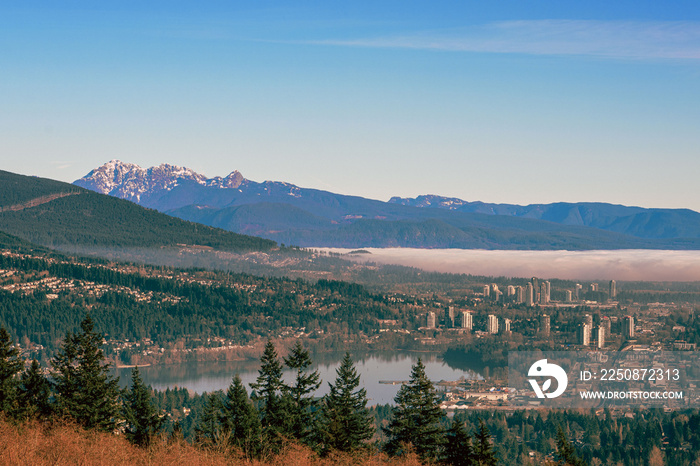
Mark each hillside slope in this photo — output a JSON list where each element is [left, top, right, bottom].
[[0, 170, 276, 252]]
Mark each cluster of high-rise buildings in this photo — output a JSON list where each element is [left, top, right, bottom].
[[481, 279, 553, 306], [576, 313, 633, 348], [482, 278, 618, 306], [426, 307, 474, 331], [440, 306, 474, 330], [425, 278, 625, 344], [425, 307, 509, 335], [427, 306, 635, 346]]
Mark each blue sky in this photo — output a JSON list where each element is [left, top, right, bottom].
[[2, 1, 700, 210]]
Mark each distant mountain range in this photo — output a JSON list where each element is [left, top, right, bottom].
[[389, 195, 700, 240], [74, 160, 700, 250]]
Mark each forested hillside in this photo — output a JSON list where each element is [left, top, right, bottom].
[[0, 169, 81, 206], [0, 231, 49, 254], [0, 248, 413, 363], [0, 170, 276, 252]]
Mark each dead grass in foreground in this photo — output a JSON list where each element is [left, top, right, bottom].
[[0, 419, 423, 466]]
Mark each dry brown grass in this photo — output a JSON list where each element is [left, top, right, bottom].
[[0, 418, 229, 466], [0, 419, 423, 466]]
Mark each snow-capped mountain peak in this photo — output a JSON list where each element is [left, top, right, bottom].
[[74, 160, 244, 203]]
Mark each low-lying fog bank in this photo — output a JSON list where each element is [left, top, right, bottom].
[[321, 248, 700, 281]]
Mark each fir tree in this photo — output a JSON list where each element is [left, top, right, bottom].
[[445, 418, 475, 466], [169, 420, 184, 443], [384, 358, 445, 461], [556, 425, 585, 466], [320, 353, 374, 453], [250, 340, 288, 443], [283, 341, 321, 446], [473, 419, 498, 466], [220, 374, 262, 458], [0, 327, 23, 417], [17, 359, 52, 419], [195, 392, 223, 447], [51, 314, 121, 432], [123, 366, 164, 447]]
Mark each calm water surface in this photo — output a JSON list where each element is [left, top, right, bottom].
[[114, 351, 481, 405]]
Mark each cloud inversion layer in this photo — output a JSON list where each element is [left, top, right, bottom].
[[331, 248, 700, 281]]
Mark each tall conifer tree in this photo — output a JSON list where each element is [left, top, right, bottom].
[[444, 418, 475, 466], [473, 419, 498, 466], [220, 374, 262, 458], [250, 340, 288, 443], [555, 425, 585, 466], [123, 366, 164, 447], [0, 327, 23, 417], [51, 315, 121, 432], [195, 392, 223, 447], [283, 341, 321, 446], [17, 359, 52, 419], [384, 358, 445, 461], [320, 353, 374, 453]]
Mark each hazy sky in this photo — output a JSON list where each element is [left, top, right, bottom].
[[2, 1, 700, 211]]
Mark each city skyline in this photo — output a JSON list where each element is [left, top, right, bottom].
[[2, 1, 700, 211]]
